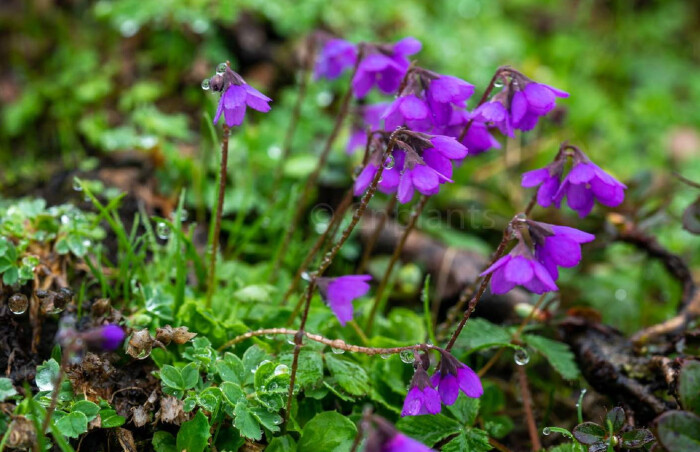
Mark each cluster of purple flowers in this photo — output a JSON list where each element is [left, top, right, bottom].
[[482, 220, 595, 295], [402, 350, 482, 417]]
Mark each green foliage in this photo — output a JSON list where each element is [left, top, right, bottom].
[[298, 411, 357, 452], [0, 378, 18, 402], [523, 334, 581, 380], [655, 411, 700, 452], [679, 360, 700, 415], [176, 411, 211, 452]]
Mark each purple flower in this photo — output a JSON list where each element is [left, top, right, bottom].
[[527, 221, 595, 280], [426, 75, 474, 125], [481, 240, 558, 295], [354, 149, 404, 196], [553, 157, 626, 218], [511, 82, 569, 131], [314, 38, 357, 80], [82, 325, 126, 351], [521, 159, 565, 209], [438, 110, 501, 156], [402, 365, 441, 416], [316, 275, 371, 326], [347, 103, 389, 154], [208, 65, 271, 127], [365, 416, 434, 452], [381, 433, 434, 452], [352, 37, 422, 98], [430, 352, 483, 405], [471, 100, 514, 138], [397, 154, 452, 204], [382, 94, 432, 132]]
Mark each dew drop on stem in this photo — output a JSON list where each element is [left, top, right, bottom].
[[331, 347, 345, 354], [216, 63, 227, 75], [399, 349, 414, 364], [514, 348, 530, 366], [72, 178, 82, 192], [201, 78, 211, 90], [542, 427, 551, 436], [156, 222, 171, 240]]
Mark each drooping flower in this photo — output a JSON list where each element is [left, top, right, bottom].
[[347, 103, 389, 154], [207, 65, 271, 127], [365, 415, 434, 452], [352, 37, 422, 98], [316, 275, 371, 326], [430, 351, 483, 405], [553, 153, 627, 218], [526, 221, 595, 280], [426, 75, 474, 125], [354, 147, 404, 196], [480, 240, 558, 295], [402, 362, 441, 416], [510, 82, 569, 131], [438, 110, 501, 156], [397, 152, 452, 204], [471, 99, 514, 138], [521, 159, 566, 209], [314, 38, 358, 80], [382, 94, 432, 132], [82, 324, 126, 351]]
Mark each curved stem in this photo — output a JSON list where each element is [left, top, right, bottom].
[[458, 66, 511, 142], [205, 124, 230, 309], [365, 195, 429, 333], [356, 196, 396, 274]]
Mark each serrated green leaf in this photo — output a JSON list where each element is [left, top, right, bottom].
[[152, 431, 177, 452], [72, 400, 100, 422], [0, 378, 17, 401], [442, 428, 491, 452], [679, 360, 700, 415], [298, 411, 357, 452], [176, 411, 211, 452], [234, 401, 262, 440], [279, 349, 323, 388], [99, 409, 126, 428], [55, 411, 88, 438], [454, 318, 512, 351], [325, 355, 370, 396], [251, 406, 282, 433], [160, 365, 185, 390], [36, 359, 60, 391], [198, 387, 221, 413], [220, 381, 245, 406], [447, 393, 480, 426], [524, 334, 580, 380], [181, 362, 200, 390], [396, 414, 461, 447], [216, 352, 245, 384]]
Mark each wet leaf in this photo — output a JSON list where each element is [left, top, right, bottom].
[[621, 429, 655, 448], [679, 360, 700, 415], [655, 411, 700, 451], [573, 422, 606, 445], [298, 411, 356, 452], [176, 411, 210, 452], [605, 406, 625, 433]]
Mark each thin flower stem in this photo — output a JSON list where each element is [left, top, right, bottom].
[[41, 347, 69, 433], [478, 293, 547, 377], [283, 130, 401, 426], [218, 327, 438, 356], [517, 364, 542, 451], [271, 37, 315, 195], [205, 125, 230, 308], [356, 196, 397, 274], [458, 66, 511, 142], [365, 195, 429, 333], [270, 46, 365, 277]]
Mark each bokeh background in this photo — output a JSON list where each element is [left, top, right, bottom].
[[1, 0, 699, 333]]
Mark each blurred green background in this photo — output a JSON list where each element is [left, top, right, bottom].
[[1, 0, 699, 333]]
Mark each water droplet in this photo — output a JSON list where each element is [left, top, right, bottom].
[[267, 145, 282, 160], [494, 78, 504, 88], [514, 349, 530, 366], [191, 18, 209, 34], [272, 417, 282, 425], [136, 348, 151, 360], [615, 289, 627, 301], [8, 294, 28, 315], [60, 214, 70, 225], [268, 382, 279, 391], [273, 364, 289, 376], [383, 154, 395, 169], [156, 222, 171, 240], [72, 178, 82, 192], [264, 334, 275, 340], [82, 239, 91, 248], [511, 79, 520, 88], [301, 272, 312, 282], [380, 354, 390, 359], [542, 427, 551, 436], [331, 347, 345, 355], [399, 350, 414, 364], [119, 20, 139, 38], [314, 222, 328, 234], [216, 62, 228, 75], [201, 78, 211, 90], [316, 91, 333, 107]]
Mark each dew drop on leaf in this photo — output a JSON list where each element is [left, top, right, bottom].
[[156, 222, 170, 240]]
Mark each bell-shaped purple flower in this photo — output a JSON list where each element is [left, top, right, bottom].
[[382, 94, 432, 132], [352, 37, 422, 98], [438, 110, 501, 156], [471, 99, 514, 138], [397, 153, 452, 204], [82, 324, 126, 351], [426, 75, 474, 125], [402, 365, 441, 416], [209, 65, 271, 127], [365, 416, 434, 452], [521, 159, 565, 209], [526, 221, 595, 280], [481, 240, 558, 295], [354, 149, 404, 196], [511, 82, 569, 131], [381, 433, 434, 452], [314, 38, 357, 80], [316, 275, 371, 326], [553, 156, 626, 218], [430, 352, 483, 405]]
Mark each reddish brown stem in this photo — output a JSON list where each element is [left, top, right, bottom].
[[206, 124, 230, 308], [517, 365, 542, 451]]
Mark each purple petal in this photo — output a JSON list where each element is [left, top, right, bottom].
[[224, 105, 246, 127], [537, 176, 561, 207], [422, 149, 453, 181], [352, 70, 374, 98], [398, 172, 415, 203], [354, 164, 378, 196], [521, 168, 550, 188], [393, 37, 422, 56], [401, 386, 423, 417], [480, 255, 511, 276], [430, 135, 467, 160], [511, 91, 528, 123], [410, 166, 440, 195], [422, 387, 442, 414], [532, 261, 559, 292], [244, 84, 271, 112], [504, 256, 534, 285], [224, 85, 246, 109], [437, 373, 460, 406], [541, 236, 581, 267], [213, 97, 225, 124], [399, 95, 430, 120], [550, 225, 595, 243], [376, 65, 404, 94], [383, 433, 434, 452], [378, 167, 400, 193], [457, 365, 483, 398], [568, 163, 596, 184], [566, 183, 595, 217], [490, 267, 516, 294], [523, 83, 556, 114]]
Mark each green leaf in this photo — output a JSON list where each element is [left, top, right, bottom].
[[220, 382, 246, 406], [679, 360, 700, 415], [325, 355, 370, 396], [55, 411, 88, 438], [605, 406, 625, 433], [234, 284, 276, 303], [442, 428, 491, 452], [280, 350, 323, 388], [176, 411, 211, 452], [655, 411, 700, 452], [447, 393, 480, 426], [160, 365, 185, 390], [99, 409, 126, 428], [267, 435, 297, 452], [73, 400, 100, 422], [251, 406, 283, 433], [396, 414, 461, 447], [0, 257, 13, 273], [3, 266, 19, 285], [181, 363, 200, 390], [454, 318, 512, 351], [0, 378, 17, 401], [152, 431, 177, 452], [198, 387, 222, 413], [216, 352, 245, 384], [484, 414, 514, 439], [573, 422, 606, 445], [523, 334, 580, 380], [234, 401, 262, 440], [620, 429, 654, 448], [298, 411, 357, 452], [36, 358, 60, 391]]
